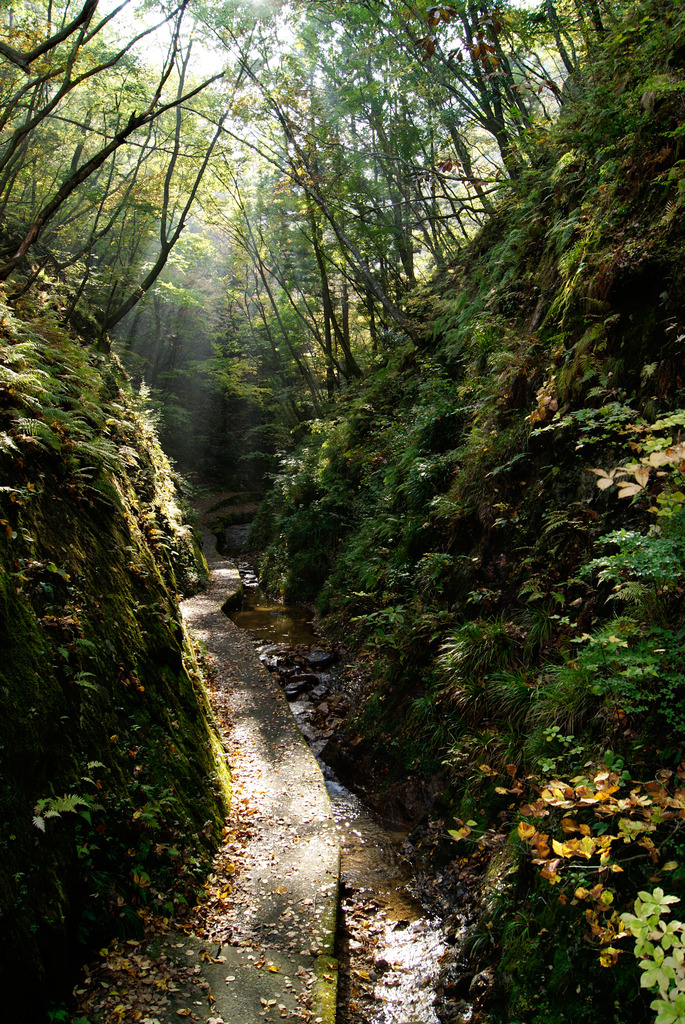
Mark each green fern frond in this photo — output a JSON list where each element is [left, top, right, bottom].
[[0, 432, 19, 455], [541, 510, 572, 536], [608, 581, 649, 605], [0, 341, 40, 364], [0, 364, 49, 392], [40, 407, 71, 425], [14, 418, 61, 450], [32, 792, 91, 830], [83, 480, 118, 508], [70, 438, 119, 471], [118, 446, 140, 466]]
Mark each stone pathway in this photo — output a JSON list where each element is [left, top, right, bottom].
[[171, 531, 340, 1024]]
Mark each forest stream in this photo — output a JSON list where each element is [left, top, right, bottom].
[[221, 526, 465, 1024]]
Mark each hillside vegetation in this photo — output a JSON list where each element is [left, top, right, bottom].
[[250, 1, 685, 1019], [0, 290, 230, 1022]]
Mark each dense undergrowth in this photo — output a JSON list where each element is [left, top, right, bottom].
[[250, 1, 685, 1020], [0, 287, 230, 1022]]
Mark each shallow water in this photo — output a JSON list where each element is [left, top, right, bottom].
[[229, 599, 317, 646], [325, 780, 447, 1024], [325, 780, 418, 914], [223, 531, 321, 646]]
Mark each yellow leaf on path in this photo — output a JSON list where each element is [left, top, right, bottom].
[[268, 965, 279, 973], [355, 968, 370, 980]]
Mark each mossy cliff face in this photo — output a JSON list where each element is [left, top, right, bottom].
[[0, 294, 230, 1022]]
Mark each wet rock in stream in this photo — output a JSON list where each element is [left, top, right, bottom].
[[284, 679, 314, 700], [307, 648, 337, 668]]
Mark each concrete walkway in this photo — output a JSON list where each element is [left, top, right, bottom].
[[173, 532, 340, 1024]]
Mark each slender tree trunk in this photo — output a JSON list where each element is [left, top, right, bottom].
[[254, 261, 322, 415], [307, 206, 362, 379], [545, 0, 576, 75]]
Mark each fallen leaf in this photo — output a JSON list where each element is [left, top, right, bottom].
[[599, 947, 620, 967], [561, 817, 580, 833], [517, 821, 536, 841]]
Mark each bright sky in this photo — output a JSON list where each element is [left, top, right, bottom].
[[97, 0, 294, 79]]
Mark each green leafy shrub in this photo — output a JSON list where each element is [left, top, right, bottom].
[[622, 889, 685, 1024]]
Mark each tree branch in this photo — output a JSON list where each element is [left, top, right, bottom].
[[0, 0, 99, 71]]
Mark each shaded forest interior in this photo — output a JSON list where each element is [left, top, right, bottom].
[[2, 0, 685, 1022]]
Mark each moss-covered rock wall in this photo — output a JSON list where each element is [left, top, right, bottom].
[[0, 293, 230, 1022]]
